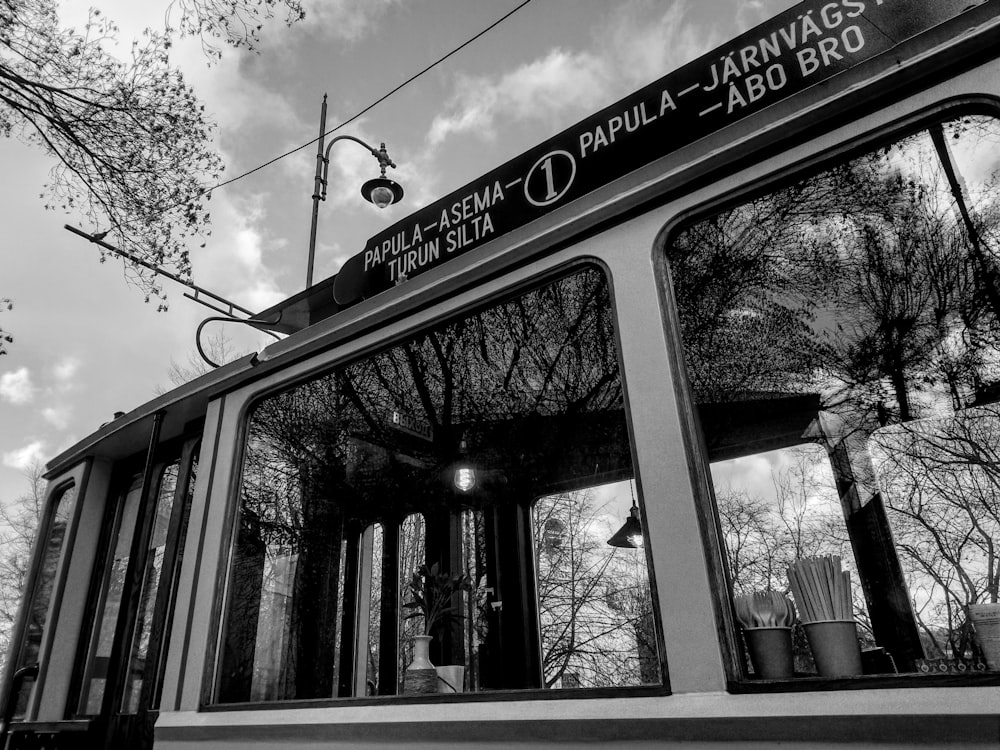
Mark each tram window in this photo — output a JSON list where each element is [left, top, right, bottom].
[[667, 114, 1000, 681], [395, 513, 426, 691], [364, 522, 383, 696], [216, 266, 660, 704], [10, 482, 77, 718], [78, 474, 144, 715], [532, 481, 660, 689], [121, 453, 197, 712]]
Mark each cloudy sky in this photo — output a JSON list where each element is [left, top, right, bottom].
[[0, 0, 795, 502]]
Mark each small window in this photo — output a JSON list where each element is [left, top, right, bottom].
[[667, 114, 1000, 683], [10, 482, 77, 717], [216, 266, 662, 703]]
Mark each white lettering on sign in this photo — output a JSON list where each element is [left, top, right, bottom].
[[796, 25, 865, 76], [387, 238, 440, 282], [702, 0, 872, 94], [575, 90, 678, 161], [694, 0, 883, 116], [365, 180, 507, 282], [445, 211, 495, 253], [390, 410, 433, 440], [524, 150, 577, 206]]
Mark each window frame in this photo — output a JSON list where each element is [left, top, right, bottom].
[[207, 259, 670, 709], [655, 98, 1000, 692], [3, 473, 84, 721], [68, 433, 201, 720]]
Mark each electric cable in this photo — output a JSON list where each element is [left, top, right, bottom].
[[205, 0, 534, 196]]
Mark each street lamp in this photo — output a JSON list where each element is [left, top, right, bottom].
[[306, 94, 404, 287]]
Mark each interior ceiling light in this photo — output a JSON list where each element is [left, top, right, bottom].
[[608, 482, 643, 548], [453, 466, 477, 493]]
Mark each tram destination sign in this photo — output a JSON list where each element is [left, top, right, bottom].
[[333, 0, 982, 305]]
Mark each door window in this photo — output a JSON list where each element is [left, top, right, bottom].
[[9, 482, 77, 717]]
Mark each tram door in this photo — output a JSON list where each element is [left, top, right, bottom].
[[74, 436, 198, 750]]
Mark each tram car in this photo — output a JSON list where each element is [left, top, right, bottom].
[[2, 1, 1000, 747]]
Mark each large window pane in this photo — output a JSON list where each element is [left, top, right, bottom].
[[668, 114, 1000, 680], [216, 267, 661, 702]]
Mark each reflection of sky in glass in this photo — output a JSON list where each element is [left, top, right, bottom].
[[947, 118, 1000, 207], [710, 443, 836, 510], [575, 479, 637, 543]]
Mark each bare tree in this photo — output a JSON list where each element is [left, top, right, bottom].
[[0, 0, 304, 315], [167, 0, 304, 59], [872, 406, 1000, 659], [155, 331, 248, 394], [716, 447, 845, 599]]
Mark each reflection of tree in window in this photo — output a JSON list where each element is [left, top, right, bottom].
[[217, 267, 660, 702], [671, 115, 1000, 676], [532, 484, 658, 689], [869, 408, 1000, 660]]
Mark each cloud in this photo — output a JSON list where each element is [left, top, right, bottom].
[[306, 0, 407, 43], [2, 440, 46, 470], [42, 406, 72, 430], [428, 49, 614, 147], [735, 0, 791, 31], [0, 367, 35, 404], [192, 194, 286, 312], [425, 2, 719, 150], [605, 1, 723, 90], [52, 356, 81, 385]]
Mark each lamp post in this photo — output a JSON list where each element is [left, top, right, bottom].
[[306, 94, 404, 287]]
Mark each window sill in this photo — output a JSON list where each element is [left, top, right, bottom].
[[202, 683, 669, 712], [729, 671, 1000, 693]]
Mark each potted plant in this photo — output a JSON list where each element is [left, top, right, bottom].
[[403, 563, 472, 693]]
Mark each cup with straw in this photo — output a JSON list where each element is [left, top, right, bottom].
[[787, 556, 863, 677], [734, 590, 796, 679]]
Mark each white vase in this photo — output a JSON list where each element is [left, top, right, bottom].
[[404, 634, 437, 693], [408, 634, 434, 670]]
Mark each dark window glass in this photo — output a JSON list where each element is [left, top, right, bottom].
[[79, 457, 189, 715], [216, 267, 661, 703], [78, 476, 142, 716], [668, 115, 1000, 680], [11, 482, 77, 717], [121, 454, 196, 712]]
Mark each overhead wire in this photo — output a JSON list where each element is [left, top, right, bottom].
[[204, 0, 534, 197], [80, 0, 534, 328]]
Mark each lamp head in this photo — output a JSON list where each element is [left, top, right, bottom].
[[607, 505, 644, 549], [362, 177, 404, 209]]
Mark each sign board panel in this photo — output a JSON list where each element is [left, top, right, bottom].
[[334, 0, 984, 305]]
